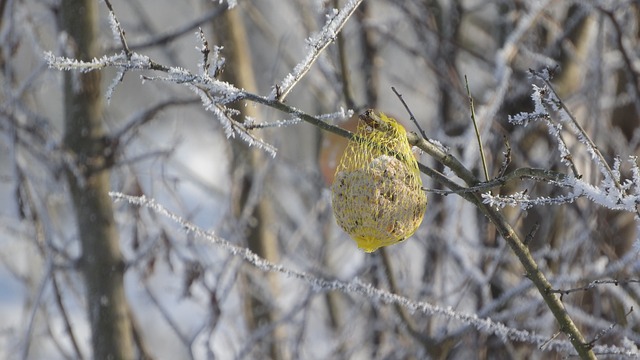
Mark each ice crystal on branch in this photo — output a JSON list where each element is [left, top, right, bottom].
[[317, 107, 353, 122], [44, 51, 150, 72], [108, 11, 122, 44], [482, 191, 576, 210]]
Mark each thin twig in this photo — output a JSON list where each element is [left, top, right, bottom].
[[379, 248, 438, 348], [197, 27, 211, 76], [391, 86, 428, 139], [20, 259, 53, 360], [465, 75, 489, 181], [104, 0, 131, 58], [497, 136, 511, 178], [597, 7, 640, 119], [143, 283, 192, 348], [422, 167, 568, 195], [588, 307, 634, 349], [123, 5, 229, 52], [273, 0, 364, 101], [239, 91, 353, 139], [244, 118, 302, 130], [550, 279, 640, 296], [114, 98, 199, 141], [524, 222, 540, 247], [51, 273, 85, 360], [540, 331, 561, 351], [357, 2, 379, 105], [334, 0, 356, 109]]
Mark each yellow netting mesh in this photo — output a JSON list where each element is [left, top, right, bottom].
[[331, 110, 427, 253]]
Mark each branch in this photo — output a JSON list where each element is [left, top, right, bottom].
[[271, 0, 363, 101], [406, 132, 597, 360], [551, 279, 640, 297], [51, 273, 85, 360], [104, 0, 131, 58], [446, 167, 564, 192], [20, 259, 53, 360], [110, 192, 625, 356], [123, 5, 229, 52]]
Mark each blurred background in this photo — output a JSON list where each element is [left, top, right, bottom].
[[1, 0, 640, 359]]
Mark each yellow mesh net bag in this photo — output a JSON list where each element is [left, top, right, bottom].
[[331, 109, 427, 253]]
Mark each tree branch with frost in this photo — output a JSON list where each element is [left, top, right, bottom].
[[270, 0, 363, 101], [108, 192, 637, 357], [533, 69, 617, 182], [405, 132, 597, 360], [509, 80, 579, 176], [507, 70, 640, 216], [482, 191, 579, 210], [45, 1, 361, 158], [104, 0, 131, 58], [45, 42, 356, 154], [563, 160, 640, 213]]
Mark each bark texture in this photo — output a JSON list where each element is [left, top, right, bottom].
[[60, 1, 134, 358]]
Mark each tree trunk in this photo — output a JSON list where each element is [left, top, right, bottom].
[[209, 4, 287, 360], [59, 1, 134, 359]]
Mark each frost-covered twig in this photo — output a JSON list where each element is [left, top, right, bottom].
[[510, 82, 579, 176], [238, 91, 353, 139], [589, 307, 634, 349], [508, 73, 640, 215], [482, 191, 578, 210], [44, 51, 163, 73], [47, 3, 281, 156], [103, 0, 134, 101], [104, 0, 131, 58], [533, 70, 619, 188], [270, 0, 363, 101], [108, 192, 635, 357], [243, 108, 352, 130], [563, 159, 640, 213]]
